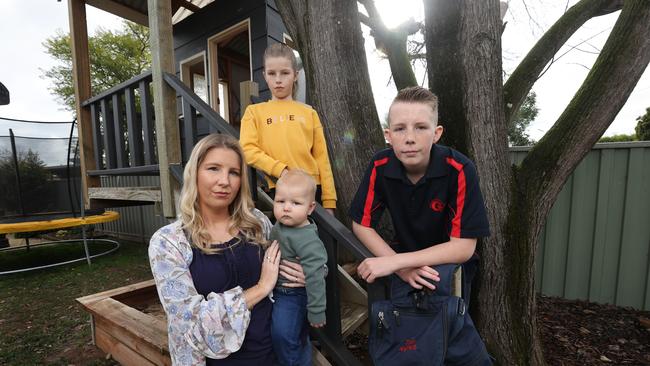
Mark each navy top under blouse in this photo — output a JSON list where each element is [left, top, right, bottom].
[[189, 236, 274, 366]]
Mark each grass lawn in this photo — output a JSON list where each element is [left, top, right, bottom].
[[0, 237, 153, 365]]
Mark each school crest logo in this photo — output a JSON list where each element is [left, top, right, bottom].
[[430, 198, 445, 212]]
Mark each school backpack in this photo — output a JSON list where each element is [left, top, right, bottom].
[[368, 264, 492, 366]]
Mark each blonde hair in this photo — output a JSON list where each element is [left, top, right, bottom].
[[276, 169, 317, 201], [388, 86, 439, 126], [263, 43, 300, 99], [179, 134, 266, 253]]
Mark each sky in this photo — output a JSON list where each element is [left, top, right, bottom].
[[366, 0, 650, 141], [0, 0, 648, 144]]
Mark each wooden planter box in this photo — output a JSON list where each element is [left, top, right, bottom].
[[77, 267, 368, 365], [77, 280, 171, 366]]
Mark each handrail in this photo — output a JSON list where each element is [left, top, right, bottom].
[[162, 72, 239, 137], [256, 191, 373, 261], [163, 71, 269, 190], [82, 71, 153, 106], [312, 206, 374, 260], [169, 164, 184, 186]]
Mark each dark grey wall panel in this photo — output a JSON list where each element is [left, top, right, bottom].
[[173, 0, 264, 49], [266, 6, 286, 42]]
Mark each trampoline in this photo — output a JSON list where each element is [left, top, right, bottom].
[[0, 210, 119, 235], [0, 117, 122, 274], [0, 238, 121, 275], [0, 210, 121, 275]]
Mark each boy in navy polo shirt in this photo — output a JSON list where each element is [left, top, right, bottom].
[[350, 86, 491, 364]]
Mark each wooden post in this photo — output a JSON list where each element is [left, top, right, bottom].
[[148, 0, 181, 218], [239, 80, 258, 115], [68, 0, 99, 209]]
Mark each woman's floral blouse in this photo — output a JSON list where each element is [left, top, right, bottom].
[[148, 209, 272, 365]]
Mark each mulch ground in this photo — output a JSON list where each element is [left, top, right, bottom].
[[345, 295, 650, 365], [538, 295, 650, 365]]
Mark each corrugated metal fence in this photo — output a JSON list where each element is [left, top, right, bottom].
[[512, 142, 650, 311], [99, 142, 650, 310]]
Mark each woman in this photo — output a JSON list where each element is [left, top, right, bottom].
[[149, 134, 305, 365]]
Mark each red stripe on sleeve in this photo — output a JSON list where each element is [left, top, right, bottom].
[[446, 157, 466, 238], [361, 157, 389, 227]]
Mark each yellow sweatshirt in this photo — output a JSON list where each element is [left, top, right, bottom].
[[240, 100, 337, 209]]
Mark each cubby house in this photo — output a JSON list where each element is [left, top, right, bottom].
[[68, 1, 369, 365]]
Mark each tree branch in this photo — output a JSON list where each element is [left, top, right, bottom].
[[520, 0, 650, 219], [595, 0, 625, 16], [358, 12, 373, 30], [357, 0, 418, 89], [358, 0, 381, 24], [503, 0, 624, 124], [275, 0, 304, 47]]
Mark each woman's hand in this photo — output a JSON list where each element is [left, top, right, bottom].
[[279, 259, 306, 288], [258, 241, 281, 293], [245, 241, 281, 309], [325, 208, 335, 216]]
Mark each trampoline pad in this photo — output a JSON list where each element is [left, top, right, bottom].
[[0, 211, 119, 234]]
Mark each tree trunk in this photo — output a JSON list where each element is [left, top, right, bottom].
[[275, 0, 385, 227], [425, 0, 531, 364], [425, 0, 467, 153]]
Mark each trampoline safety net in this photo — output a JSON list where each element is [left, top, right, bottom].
[[0, 118, 81, 219]]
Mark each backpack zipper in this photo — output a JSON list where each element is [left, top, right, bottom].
[[377, 311, 390, 338], [392, 307, 437, 317]]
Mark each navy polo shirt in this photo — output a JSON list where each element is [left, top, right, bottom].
[[349, 144, 490, 253]]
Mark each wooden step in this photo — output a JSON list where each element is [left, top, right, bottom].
[[89, 187, 161, 209], [338, 265, 368, 338], [312, 344, 333, 366], [340, 301, 367, 339]]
